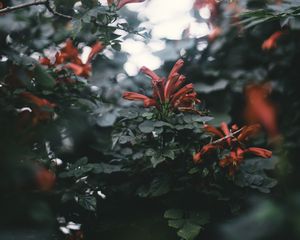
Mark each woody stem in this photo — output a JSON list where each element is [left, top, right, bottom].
[[211, 127, 246, 145], [0, 0, 72, 19]]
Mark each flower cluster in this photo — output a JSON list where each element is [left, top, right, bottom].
[[18, 92, 56, 127], [244, 83, 278, 138], [123, 59, 201, 115], [40, 39, 104, 78], [193, 122, 272, 176]]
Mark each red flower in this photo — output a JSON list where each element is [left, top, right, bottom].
[[123, 59, 201, 115], [66, 63, 92, 78], [21, 92, 55, 108], [262, 31, 283, 50], [122, 92, 156, 107], [244, 147, 272, 158], [36, 168, 56, 191], [19, 92, 56, 126], [193, 122, 272, 176], [244, 83, 278, 138], [193, 144, 217, 164], [40, 39, 105, 78], [219, 147, 244, 176], [56, 39, 80, 65]]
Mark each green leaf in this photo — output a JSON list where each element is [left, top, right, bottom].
[[112, 42, 121, 51], [151, 155, 166, 168], [71, 157, 89, 170], [168, 219, 185, 229], [177, 222, 202, 240], [163, 150, 175, 160], [92, 163, 123, 174], [81, 0, 97, 7], [61, 192, 75, 203], [148, 177, 170, 197], [33, 64, 55, 89], [164, 209, 184, 219], [139, 120, 155, 133], [77, 195, 96, 211]]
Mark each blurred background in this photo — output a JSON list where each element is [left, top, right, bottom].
[[1, 0, 300, 239]]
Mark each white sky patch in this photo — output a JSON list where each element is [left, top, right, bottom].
[[147, 40, 166, 52], [127, 0, 195, 40], [122, 38, 162, 76], [121, 0, 211, 76], [81, 46, 92, 64], [188, 21, 211, 38], [151, 14, 194, 40], [199, 6, 211, 19], [124, 62, 139, 76]]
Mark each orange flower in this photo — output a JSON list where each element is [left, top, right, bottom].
[[194, 122, 272, 176], [123, 59, 201, 114], [55, 39, 80, 64], [122, 92, 156, 107], [21, 92, 55, 108], [193, 144, 217, 164], [244, 147, 272, 158], [20, 92, 55, 126], [35, 168, 56, 191], [40, 39, 104, 78], [262, 31, 283, 50], [219, 147, 244, 176], [244, 83, 278, 138]]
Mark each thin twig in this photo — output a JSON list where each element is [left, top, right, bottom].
[[211, 127, 245, 145], [0, 0, 47, 14], [0, 0, 72, 19], [44, 0, 72, 19]]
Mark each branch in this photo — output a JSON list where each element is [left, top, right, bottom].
[[211, 127, 245, 145], [0, 0, 47, 14], [44, 1, 72, 19], [0, 0, 72, 19]]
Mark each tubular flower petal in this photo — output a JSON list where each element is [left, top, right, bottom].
[[238, 124, 261, 142], [20, 92, 56, 126], [164, 73, 180, 100], [193, 144, 217, 164], [66, 63, 92, 77], [170, 83, 194, 105], [220, 122, 231, 145], [203, 124, 224, 138], [194, 122, 272, 176], [123, 92, 156, 107], [87, 41, 105, 63], [262, 31, 283, 50], [41, 39, 105, 79], [140, 66, 160, 81], [168, 59, 184, 79], [193, 152, 202, 164], [21, 92, 55, 108], [56, 39, 80, 64], [245, 147, 272, 158], [174, 75, 186, 89], [123, 59, 201, 114]]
